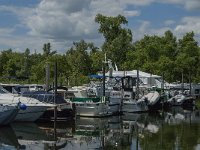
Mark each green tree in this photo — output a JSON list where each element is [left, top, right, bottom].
[[66, 40, 93, 85], [175, 32, 199, 82], [95, 14, 133, 68], [43, 43, 57, 58]]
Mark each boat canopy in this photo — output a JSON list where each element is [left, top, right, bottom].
[[71, 97, 101, 102]]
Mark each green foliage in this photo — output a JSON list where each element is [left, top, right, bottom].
[[95, 14, 133, 68], [0, 15, 200, 85]]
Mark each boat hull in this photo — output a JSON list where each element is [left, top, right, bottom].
[[15, 105, 48, 122], [122, 101, 148, 113], [0, 106, 19, 125], [75, 103, 113, 117]]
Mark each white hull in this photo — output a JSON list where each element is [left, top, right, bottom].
[[0, 91, 54, 122], [167, 94, 186, 106], [108, 103, 120, 114], [75, 102, 119, 117], [122, 100, 148, 113], [143, 91, 160, 106], [15, 105, 48, 122]]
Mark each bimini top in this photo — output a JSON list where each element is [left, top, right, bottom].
[[102, 70, 161, 78]]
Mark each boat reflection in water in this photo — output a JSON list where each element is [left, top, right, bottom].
[[1, 107, 200, 150], [137, 108, 200, 150], [0, 126, 19, 149], [10, 122, 56, 150], [73, 116, 129, 150]]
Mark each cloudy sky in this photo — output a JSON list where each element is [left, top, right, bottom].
[[0, 0, 200, 53]]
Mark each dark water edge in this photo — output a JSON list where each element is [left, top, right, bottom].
[[1, 107, 200, 150]]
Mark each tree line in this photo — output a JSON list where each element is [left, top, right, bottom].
[[0, 14, 200, 85]]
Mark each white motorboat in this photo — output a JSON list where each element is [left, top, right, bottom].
[[167, 94, 193, 106], [0, 86, 54, 122], [71, 97, 113, 117], [68, 83, 120, 117], [121, 76, 149, 113]]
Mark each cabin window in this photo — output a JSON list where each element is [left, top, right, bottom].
[[0, 89, 6, 94], [195, 89, 200, 94]]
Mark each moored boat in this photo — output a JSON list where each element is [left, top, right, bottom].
[[0, 85, 54, 122], [71, 97, 112, 117]]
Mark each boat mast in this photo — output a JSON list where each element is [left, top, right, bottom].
[[102, 54, 106, 97], [54, 61, 57, 141], [136, 69, 139, 100], [45, 63, 50, 91], [181, 72, 184, 93], [189, 71, 191, 95]]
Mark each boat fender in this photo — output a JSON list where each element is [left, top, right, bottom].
[[19, 103, 27, 110]]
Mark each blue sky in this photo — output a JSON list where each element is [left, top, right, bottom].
[[0, 0, 200, 53]]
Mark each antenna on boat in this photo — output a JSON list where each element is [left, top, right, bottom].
[[114, 63, 118, 71], [104, 53, 107, 63]]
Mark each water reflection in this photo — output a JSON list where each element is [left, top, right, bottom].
[[0, 108, 200, 149], [72, 116, 122, 150], [10, 122, 55, 150], [0, 126, 18, 149]]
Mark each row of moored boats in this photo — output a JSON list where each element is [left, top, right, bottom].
[[0, 60, 198, 125]]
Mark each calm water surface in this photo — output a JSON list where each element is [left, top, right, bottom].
[[1, 107, 200, 150]]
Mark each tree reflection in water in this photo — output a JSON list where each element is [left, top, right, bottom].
[[2, 107, 200, 150]]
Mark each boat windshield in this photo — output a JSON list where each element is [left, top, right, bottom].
[[0, 86, 9, 94]]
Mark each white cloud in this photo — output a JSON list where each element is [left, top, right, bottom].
[[159, 0, 200, 10], [175, 16, 200, 34], [124, 10, 140, 17], [0, 28, 15, 36], [184, 0, 200, 10], [132, 16, 200, 44], [26, 0, 97, 40], [24, 0, 141, 51], [164, 20, 175, 26], [0, 0, 200, 53], [121, 0, 155, 6], [0, 5, 34, 19], [138, 20, 151, 33]]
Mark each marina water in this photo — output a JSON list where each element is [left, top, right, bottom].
[[1, 106, 200, 150]]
